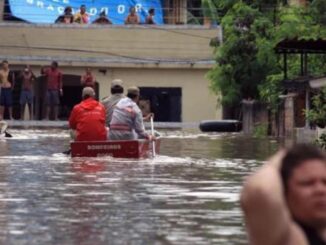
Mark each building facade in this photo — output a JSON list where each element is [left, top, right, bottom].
[[0, 2, 222, 122]]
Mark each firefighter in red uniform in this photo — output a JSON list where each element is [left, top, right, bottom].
[[69, 87, 107, 141]]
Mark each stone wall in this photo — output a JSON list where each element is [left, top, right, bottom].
[[242, 100, 268, 134]]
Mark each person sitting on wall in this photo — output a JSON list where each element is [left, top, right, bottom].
[[74, 5, 89, 24], [69, 87, 107, 141], [241, 144, 326, 245], [80, 67, 96, 89], [55, 6, 74, 24], [145, 8, 155, 24], [101, 79, 125, 127], [125, 7, 140, 24], [108, 86, 154, 141], [92, 11, 112, 24]]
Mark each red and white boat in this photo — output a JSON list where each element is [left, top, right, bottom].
[[70, 138, 160, 158]]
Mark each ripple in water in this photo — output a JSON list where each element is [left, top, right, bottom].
[[0, 129, 278, 245]]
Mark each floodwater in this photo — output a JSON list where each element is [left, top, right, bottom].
[[0, 128, 279, 245]]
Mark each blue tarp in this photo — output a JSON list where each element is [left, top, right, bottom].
[[8, 0, 163, 24]]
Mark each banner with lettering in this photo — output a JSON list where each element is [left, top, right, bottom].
[[8, 0, 163, 24]]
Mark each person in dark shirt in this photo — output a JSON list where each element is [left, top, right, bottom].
[[55, 6, 74, 24], [92, 11, 112, 25], [145, 8, 155, 24], [41, 61, 63, 120], [241, 144, 326, 245]]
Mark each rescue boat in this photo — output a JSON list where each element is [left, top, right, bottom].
[[70, 138, 160, 158]]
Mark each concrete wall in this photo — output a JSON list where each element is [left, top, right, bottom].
[[0, 23, 220, 63], [242, 100, 268, 134]]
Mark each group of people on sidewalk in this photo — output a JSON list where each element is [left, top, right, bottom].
[[0, 59, 101, 121], [69, 79, 155, 142], [0, 60, 63, 121], [55, 5, 156, 25]]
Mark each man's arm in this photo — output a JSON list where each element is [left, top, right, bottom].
[[143, 113, 154, 122], [31, 72, 36, 81], [11, 71, 15, 89], [91, 74, 95, 84], [241, 151, 308, 245], [80, 75, 85, 85], [134, 108, 150, 139], [59, 72, 63, 95], [40, 67, 47, 76]]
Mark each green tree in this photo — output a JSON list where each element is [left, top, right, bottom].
[[304, 87, 326, 128], [310, 0, 326, 25], [258, 6, 326, 110], [208, 2, 275, 105], [201, 0, 219, 25], [208, 2, 326, 110]]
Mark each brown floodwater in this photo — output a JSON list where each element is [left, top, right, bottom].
[[0, 129, 279, 245]]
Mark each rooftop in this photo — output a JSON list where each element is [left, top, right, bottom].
[[275, 38, 326, 54]]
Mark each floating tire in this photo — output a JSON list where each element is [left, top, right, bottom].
[[199, 120, 242, 132]]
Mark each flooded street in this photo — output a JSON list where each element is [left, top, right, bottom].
[[0, 129, 279, 245]]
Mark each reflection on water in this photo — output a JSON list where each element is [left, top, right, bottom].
[[0, 129, 279, 245]]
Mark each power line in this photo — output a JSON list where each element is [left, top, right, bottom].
[[0, 44, 214, 63]]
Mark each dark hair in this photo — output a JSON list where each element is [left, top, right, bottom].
[[64, 6, 72, 14], [280, 144, 326, 193], [149, 8, 155, 15], [51, 61, 58, 68], [111, 86, 124, 94], [2, 60, 8, 64], [127, 93, 138, 99]]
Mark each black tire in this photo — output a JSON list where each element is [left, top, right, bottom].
[[199, 120, 242, 132]]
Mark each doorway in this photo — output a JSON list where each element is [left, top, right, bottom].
[[33, 74, 99, 120], [139, 87, 182, 122]]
